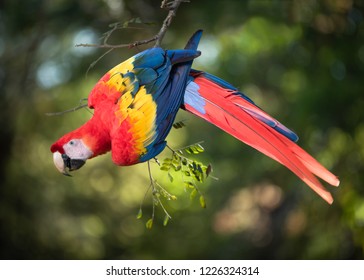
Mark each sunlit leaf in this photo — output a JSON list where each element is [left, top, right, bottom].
[[146, 219, 153, 229], [173, 165, 182, 171], [168, 173, 174, 182], [196, 144, 205, 153], [199, 195, 206, 209], [136, 208, 143, 219], [185, 147, 194, 154], [185, 143, 205, 155], [160, 163, 171, 171], [184, 181, 195, 189], [194, 173, 203, 183]]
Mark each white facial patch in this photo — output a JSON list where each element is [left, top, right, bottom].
[[63, 139, 93, 160], [53, 151, 66, 174]]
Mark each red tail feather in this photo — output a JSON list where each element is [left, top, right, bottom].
[[184, 74, 339, 204]]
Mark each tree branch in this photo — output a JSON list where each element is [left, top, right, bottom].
[[75, 0, 188, 49], [154, 0, 188, 47], [45, 99, 89, 116]]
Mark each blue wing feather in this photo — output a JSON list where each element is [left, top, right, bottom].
[[132, 48, 166, 69], [133, 68, 158, 85], [136, 30, 203, 162]]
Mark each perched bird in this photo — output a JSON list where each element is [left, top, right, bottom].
[[51, 30, 339, 204]]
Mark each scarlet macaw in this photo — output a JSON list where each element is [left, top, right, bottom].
[[51, 30, 339, 204]]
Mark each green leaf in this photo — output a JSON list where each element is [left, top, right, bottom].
[[184, 181, 195, 189], [197, 163, 203, 173], [146, 218, 153, 229], [194, 173, 203, 183], [136, 208, 143, 219], [196, 144, 205, 153], [160, 163, 171, 171], [173, 165, 181, 171], [199, 195, 206, 208], [185, 143, 205, 155], [190, 189, 197, 200], [185, 147, 194, 154], [173, 153, 180, 160], [168, 173, 174, 182], [192, 161, 197, 170], [163, 215, 170, 226]]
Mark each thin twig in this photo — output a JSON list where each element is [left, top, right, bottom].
[[148, 161, 156, 223], [154, 0, 188, 47], [86, 48, 114, 76], [45, 102, 88, 116], [147, 161, 173, 221], [76, 35, 159, 49], [76, 0, 188, 50]]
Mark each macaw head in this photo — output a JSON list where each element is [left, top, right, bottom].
[[51, 134, 93, 176], [50, 119, 111, 176]]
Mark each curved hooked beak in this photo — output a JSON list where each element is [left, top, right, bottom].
[[53, 151, 86, 176]]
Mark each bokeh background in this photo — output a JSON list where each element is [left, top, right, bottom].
[[1, 0, 364, 259]]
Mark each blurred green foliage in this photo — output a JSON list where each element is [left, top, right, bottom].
[[1, 0, 364, 259]]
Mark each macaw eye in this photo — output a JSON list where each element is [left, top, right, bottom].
[[69, 141, 74, 145]]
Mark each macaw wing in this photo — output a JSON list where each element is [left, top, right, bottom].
[[141, 32, 203, 160], [132, 34, 202, 163], [88, 48, 169, 109], [105, 31, 202, 165]]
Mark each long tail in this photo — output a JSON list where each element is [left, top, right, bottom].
[[183, 70, 339, 204]]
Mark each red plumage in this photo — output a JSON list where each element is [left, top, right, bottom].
[[184, 72, 339, 204]]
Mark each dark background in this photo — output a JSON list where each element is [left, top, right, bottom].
[[1, 0, 364, 259]]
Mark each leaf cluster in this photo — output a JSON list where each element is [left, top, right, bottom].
[[160, 142, 212, 207], [138, 142, 212, 229]]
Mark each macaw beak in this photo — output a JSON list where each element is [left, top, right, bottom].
[[53, 151, 86, 176]]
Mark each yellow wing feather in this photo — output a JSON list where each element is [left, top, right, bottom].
[[114, 85, 158, 156]]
